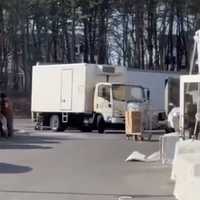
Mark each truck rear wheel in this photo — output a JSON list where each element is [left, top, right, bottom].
[[50, 115, 63, 132], [96, 115, 105, 133]]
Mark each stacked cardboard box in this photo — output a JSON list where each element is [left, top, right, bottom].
[[125, 111, 142, 136]]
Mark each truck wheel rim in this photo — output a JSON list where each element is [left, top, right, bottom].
[[53, 120, 58, 129], [51, 115, 59, 130]]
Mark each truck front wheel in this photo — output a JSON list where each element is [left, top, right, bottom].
[[50, 115, 63, 132], [96, 115, 105, 133]]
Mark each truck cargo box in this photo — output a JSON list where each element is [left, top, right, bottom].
[[31, 63, 125, 114]]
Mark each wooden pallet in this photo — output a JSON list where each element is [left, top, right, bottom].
[[126, 133, 144, 141]]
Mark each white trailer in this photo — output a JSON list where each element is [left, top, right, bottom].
[[31, 63, 149, 132], [127, 69, 180, 115]]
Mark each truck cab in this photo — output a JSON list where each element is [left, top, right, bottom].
[[93, 82, 150, 132]]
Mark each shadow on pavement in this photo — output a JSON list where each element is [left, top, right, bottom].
[[0, 134, 68, 150], [0, 143, 52, 150], [9, 135, 67, 144], [0, 163, 32, 174]]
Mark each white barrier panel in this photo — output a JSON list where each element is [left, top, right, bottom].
[[160, 132, 180, 165], [172, 140, 200, 200], [172, 140, 200, 179]]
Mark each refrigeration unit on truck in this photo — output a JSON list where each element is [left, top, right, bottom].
[[31, 63, 150, 133]]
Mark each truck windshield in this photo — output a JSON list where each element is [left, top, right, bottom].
[[112, 85, 145, 102]]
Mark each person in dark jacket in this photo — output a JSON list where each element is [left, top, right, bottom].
[[0, 93, 14, 137], [0, 113, 6, 137]]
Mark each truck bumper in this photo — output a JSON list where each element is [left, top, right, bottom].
[[111, 117, 125, 124]]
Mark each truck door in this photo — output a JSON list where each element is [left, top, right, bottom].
[[95, 84, 112, 121], [60, 69, 73, 110]]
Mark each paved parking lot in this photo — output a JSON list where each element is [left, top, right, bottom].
[[0, 119, 175, 200]]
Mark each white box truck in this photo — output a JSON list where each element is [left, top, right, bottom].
[[31, 63, 150, 133]]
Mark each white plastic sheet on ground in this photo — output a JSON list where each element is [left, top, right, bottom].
[[125, 151, 160, 162], [118, 196, 134, 200], [147, 151, 161, 162]]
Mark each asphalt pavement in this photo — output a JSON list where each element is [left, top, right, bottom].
[[0, 119, 175, 200]]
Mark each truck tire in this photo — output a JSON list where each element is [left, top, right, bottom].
[[50, 115, 63, 132], [96, 115, 105, 133], [35, 123, 42, 130]]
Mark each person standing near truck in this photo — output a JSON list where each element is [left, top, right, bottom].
[[0, 93, 14, 137], [0, 113, 6, 137]]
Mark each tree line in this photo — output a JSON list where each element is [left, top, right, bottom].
[[0, 0, 199, 95]]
